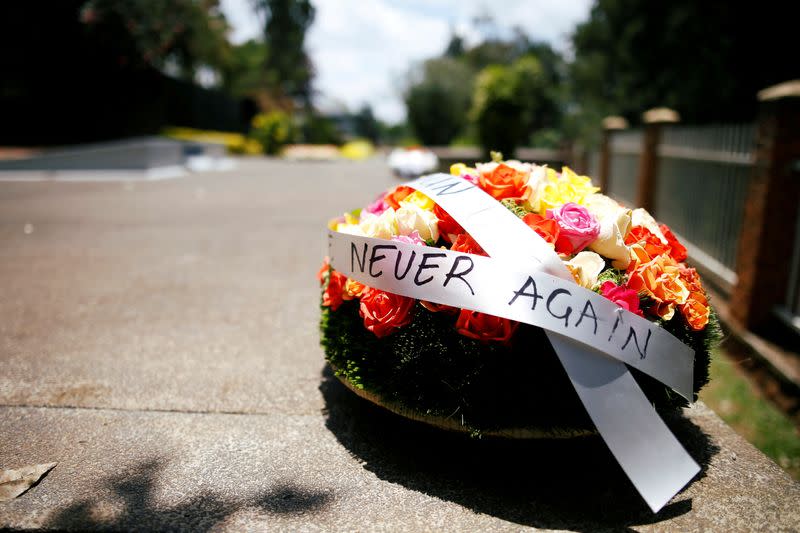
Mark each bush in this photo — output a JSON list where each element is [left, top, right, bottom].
[[249, 111, 295, 155], [471, 56, 552, 157]]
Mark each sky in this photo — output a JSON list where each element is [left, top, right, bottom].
[[220, 0, 593, 124]]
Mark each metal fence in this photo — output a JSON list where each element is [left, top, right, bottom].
[[607, 130, 642, 206], [653, 124, 755, 291]]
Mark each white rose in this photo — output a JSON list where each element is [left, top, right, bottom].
[[396, 203, 439, 242], [632, 208, 667, 243], [584, 194, 633, 269], [359, 208, 397, 240], [565, 251, 606, 289], [522, 164, 552, 213]]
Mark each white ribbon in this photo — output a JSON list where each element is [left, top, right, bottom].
[[328, 173, 700, 512]]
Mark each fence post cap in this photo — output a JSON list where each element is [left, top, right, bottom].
[[602, 116, 629, 130], [642, 107, 680, 124], [757, 80, 800, 102]]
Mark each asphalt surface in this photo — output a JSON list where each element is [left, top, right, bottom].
[[1, 158, 798, 531]]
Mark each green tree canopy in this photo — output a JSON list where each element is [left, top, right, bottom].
[[252, 0, 315, 108], [404, 57, 475, 145], [81, 0, 231, 81], [471, 55, 552, 156], [570, 0, 798, 128], [404, 25, 565, 148]]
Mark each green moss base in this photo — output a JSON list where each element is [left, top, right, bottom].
[[320, 299, 719, 435]]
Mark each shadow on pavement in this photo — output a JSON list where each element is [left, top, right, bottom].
[[46, 458, 332, 532], [320, 365, 718, 532]]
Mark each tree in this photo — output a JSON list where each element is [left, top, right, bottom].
[[353, 105, 380, 144], [403, 24, 566, 148], [569, 0, 799, 129], [404, 57, 475, 145], [471, 55, 552, 157], [252, 0, 315, 109], [80, 0, 231, 82], [221, 39, 268, 97]]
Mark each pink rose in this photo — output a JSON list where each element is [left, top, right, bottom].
[[365, 193, 389, 216], [546, 202, 600, 252], [392, 230, 425, 246], [600, 281, 644, 317], [462, 173, 479, 185]]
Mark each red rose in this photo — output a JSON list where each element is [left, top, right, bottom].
[[478, 163, 531, 201], [433, 203, 464, 243], [522, 213, 573, 255], [624, 226, 670, 258], [455, 309, 518, 343], [322, 270, 347, 311], [659, 224, 688, 263], [317, 257, 330, 285], [383, 185, 414, 210], [359, 288, 415, 338], [599, 281, 644, 317], [420, 300, 459, 314], [450, 233, 488, 256]]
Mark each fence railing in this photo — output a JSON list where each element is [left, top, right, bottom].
[[653, 124, 755, 287], [585, 81, 800, 335], [607, 130, 642, 206], [599, 123, 755, 293]]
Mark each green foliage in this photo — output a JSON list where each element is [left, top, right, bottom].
[[249, 111, 294, 154], [320, 295, 717, 434], [471, 56, 553, 157], [253, 0, 315, 106], [501, 198, 531, 219], [353, 105, 380, 144], [404, 57, 475, 145], [701, 350, 800, 480], [299, 113, 342, 145], [569, 0, 798, 137], [221, 39, 268, 97], [81, 0, 231, 80]]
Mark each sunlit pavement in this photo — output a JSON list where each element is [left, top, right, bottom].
[[1, 158, 798, 531]]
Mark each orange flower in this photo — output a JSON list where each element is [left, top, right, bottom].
[[322, 270, 348, 311], [681, 292, 710, 331], [359, 288, 415, 338], [433, 203, 464, 243], [660, 224, 688, 263], [478, 163, 531, 201], [678, 266, 709, 330], [626, 249, 689, 320], [450, 233, 488, 256], [625, 225, 670, 258], [522, 213, 573, 255], [384, 185, 414, 209], [343, 278, 366, 300], [455, 310, 518, 343]]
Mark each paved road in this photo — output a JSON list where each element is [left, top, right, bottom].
[[1, 158, 798, 531]]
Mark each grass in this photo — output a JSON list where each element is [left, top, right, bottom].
[[700, 349, 800, 479]]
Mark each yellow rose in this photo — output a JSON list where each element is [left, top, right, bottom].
[[450, 163, 467, 176], [401, 191, 435, 211], [528, 166, 599, 214]]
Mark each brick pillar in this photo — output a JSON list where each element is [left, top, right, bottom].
[[731, 80, 800, 329], [636, 108, 679, 211], [598, 116, 628, 192]]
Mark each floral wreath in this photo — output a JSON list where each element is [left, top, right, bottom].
[[319, 157, 718, 435]]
